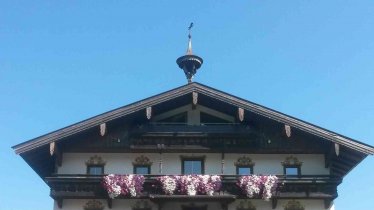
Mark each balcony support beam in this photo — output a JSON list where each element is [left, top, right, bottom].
[[271, 198, 277, 209], [57, 198, 63, 209], [324, 199, 333, 209], [107, 198, 112, 209]]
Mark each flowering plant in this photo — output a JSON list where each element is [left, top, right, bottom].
[[157, 175, 178, 195], [103, 174, 145, 198], [237, 175, 278, 201], [157, 175, 221, 196]]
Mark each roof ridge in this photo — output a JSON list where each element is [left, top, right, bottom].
[[12, 82, 374, 155]]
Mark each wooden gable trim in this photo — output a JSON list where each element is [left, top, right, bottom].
[[193, 83, 374, 155], [12, 82, 374, 155], [12, 83, 196, 154]]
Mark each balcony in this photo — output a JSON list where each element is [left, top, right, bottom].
[[45, 174, 340, 204], [130, 123, 255, 138]]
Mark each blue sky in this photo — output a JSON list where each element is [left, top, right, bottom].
[[1, 1, 373, 209]]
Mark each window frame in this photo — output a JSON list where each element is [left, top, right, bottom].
[[85, 155, 106, 175], [234, 156, 255, 175], [283, 165, 301, 177], [281, 156, 303, 177], [86, 164, 105, 175], [236, 165, 254, 175], [181, 156, 205, 175], [133, 165, 151, 174], [132, 155, 153, 175]]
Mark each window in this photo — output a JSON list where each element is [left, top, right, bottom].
[[86, 155, 106, 175], [87, 165, 104, 175], [281, 156, 302, 177], [237, 166, 253, 175], [181, 157, 205, 174], [235, 156, 255, 175], [285, 167, 299, 176], [133, 155, 152, 175], [134, 166, 150, 174]]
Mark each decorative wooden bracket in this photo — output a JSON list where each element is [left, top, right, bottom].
[[100, 123, 106, 136], [192, 92, 198, 107], [50, 142, 62, 167], [284, 124, 291, 138], [50, 141, 56, 156], [146, 107, 152, 120], [238, 107, 244, 122], [334, 143, 340, 156]]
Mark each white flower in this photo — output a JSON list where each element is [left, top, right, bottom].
[[187, 184, 196, 196], [109, 185, 121, 198], [129, 186, 136, 197]]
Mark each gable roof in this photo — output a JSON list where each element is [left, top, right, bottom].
[[12, 82, 374, 155]]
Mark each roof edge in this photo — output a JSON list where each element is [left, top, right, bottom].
[[12, 82, 374, 155]]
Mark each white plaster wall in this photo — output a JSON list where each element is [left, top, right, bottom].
[[58, 153, 329, 175], [54, 199, 331, 210], [229, 199, 330, 210], [53, 199, 157, 210], [224, 154, 329, 175]]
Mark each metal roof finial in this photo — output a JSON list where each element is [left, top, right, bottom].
[[176, 22, 203, 83], [187, 22, 193, 55]]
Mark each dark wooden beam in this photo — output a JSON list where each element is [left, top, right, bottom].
[[331, 167, 346, 175], [55, 147, 63, 167], [107, 198, 112, 209], [324, 199, 333, 209], [271, 198, 277, 209], [51, 190, 96, 198], [339, 150, 366, 162], [331, 161, 351, 171], [221, 203, 228, 210], [57, 198, 63, 209], [325, 145, 334, 168]]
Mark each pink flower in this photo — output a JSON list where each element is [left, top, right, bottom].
[[238, 175, 278, 201], [103, 174, 145, 198], [157, 175, 222, 196]]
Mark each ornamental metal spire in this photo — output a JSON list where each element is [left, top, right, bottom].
[[176, 22, 203, 83], [187, 22, 193, 55]]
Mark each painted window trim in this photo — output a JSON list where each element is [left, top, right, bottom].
[[180, 156, 205, 174], [236, 165, 254, 175], [133, 165, 151, 174], [86, 165, 105, 175]]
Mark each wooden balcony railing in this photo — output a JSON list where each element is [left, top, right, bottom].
[[130, 123, 254, 137], [45, 174, 341, 201]]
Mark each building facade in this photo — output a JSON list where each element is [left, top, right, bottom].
[[12, 31, 374, 210]]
